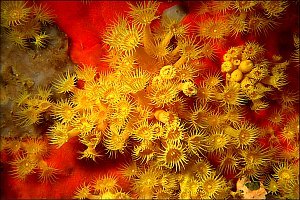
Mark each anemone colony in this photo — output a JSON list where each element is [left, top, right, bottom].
[[0, 1, 299, 199], [1, 1, 54, 49]]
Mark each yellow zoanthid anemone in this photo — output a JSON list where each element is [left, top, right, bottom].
[[75, 65, 97, 83], [264, 176, 280, 195], [159, 65, 176, 80], [93, 174, 119, 194], [78, 145, 101, 161], [195, 16, 230, 43], [32, 32, 49, 49], [1, 1, 32, 27], [180, 81, 197, 97], [133, 141, 156, 163], [119, 160, 140, 180], [281, 116, 299, 144], [159, 171, 178, 192], [5, 139, 23, 156], [14, 90, 31, 107], [175, 63, 199, 81], [198, 172, 227, 199], [242, 42, 265, 60], [228, 13, 249, 38], [103, 125, 129, 158], [52, 99, 77, 124], [32, 3, 55, 25], [36, 86, 52, 100], [127, 1, 160, 27], [251, 99, 269, 111], [202, 70, 223, 88], [132, 120, 154, 142], [218, 149, 240, 174], [231, 121, 259, 149], [239, 145, 272, 170], [223, 105, 245, 125], [9, 155, 38, 180], [133, 167, 161, 197], [248, 13, 279, 36], [232, 1, 258, 13], [22, 138, 49, 158], [207, 130, 230, 153], [72, 112, 97, 134], [14, 106, 42, 127], [216, 82, 247, 107], [47, 122, 71, 148], [122, 68, 151, 93], [175, 36, 203, 67], [157, 141, 188, 171], [148, 80, 179, 107], [163, 120, 186, 142], [187, 102, 210, 130], [37, 161, 60, 183], [52, 70, 77, 94], [104, 16, 142, 56], [191, 158, 213, 179], [196, 82, 215, 103], [1, 1, 56, 48], [186, 130, 208, 157], [110, 97, 135, 123], [151, 122, 165, 139], [210, 1, 232, 14], [273, 161, 297, 185], [261, 1, 289, 18], [97, 78, 124, 104], [74, 183, 92, 199], [200, 42, 218, 60]]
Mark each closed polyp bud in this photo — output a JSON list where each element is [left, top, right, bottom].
[[181, 81, 197, 97], [160, 65, 176, 79], [231, 69, 243, 82], [221, 61, 234, 73], [239, 60, 253, 73]]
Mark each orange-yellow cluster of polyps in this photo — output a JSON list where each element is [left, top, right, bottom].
[[0, 137, 59, 182], [1, 1, 54, 48], [13, 87, 52, 127], [74, 176, 130, 200], [266, 161, 299, 199], [261, 1, 289, 18], [221, 42, 289, 111], [196, 1, 285, 40], [1, 1, 32, 27]]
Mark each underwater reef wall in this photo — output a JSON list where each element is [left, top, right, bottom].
[[0, 1, 299, 199]]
